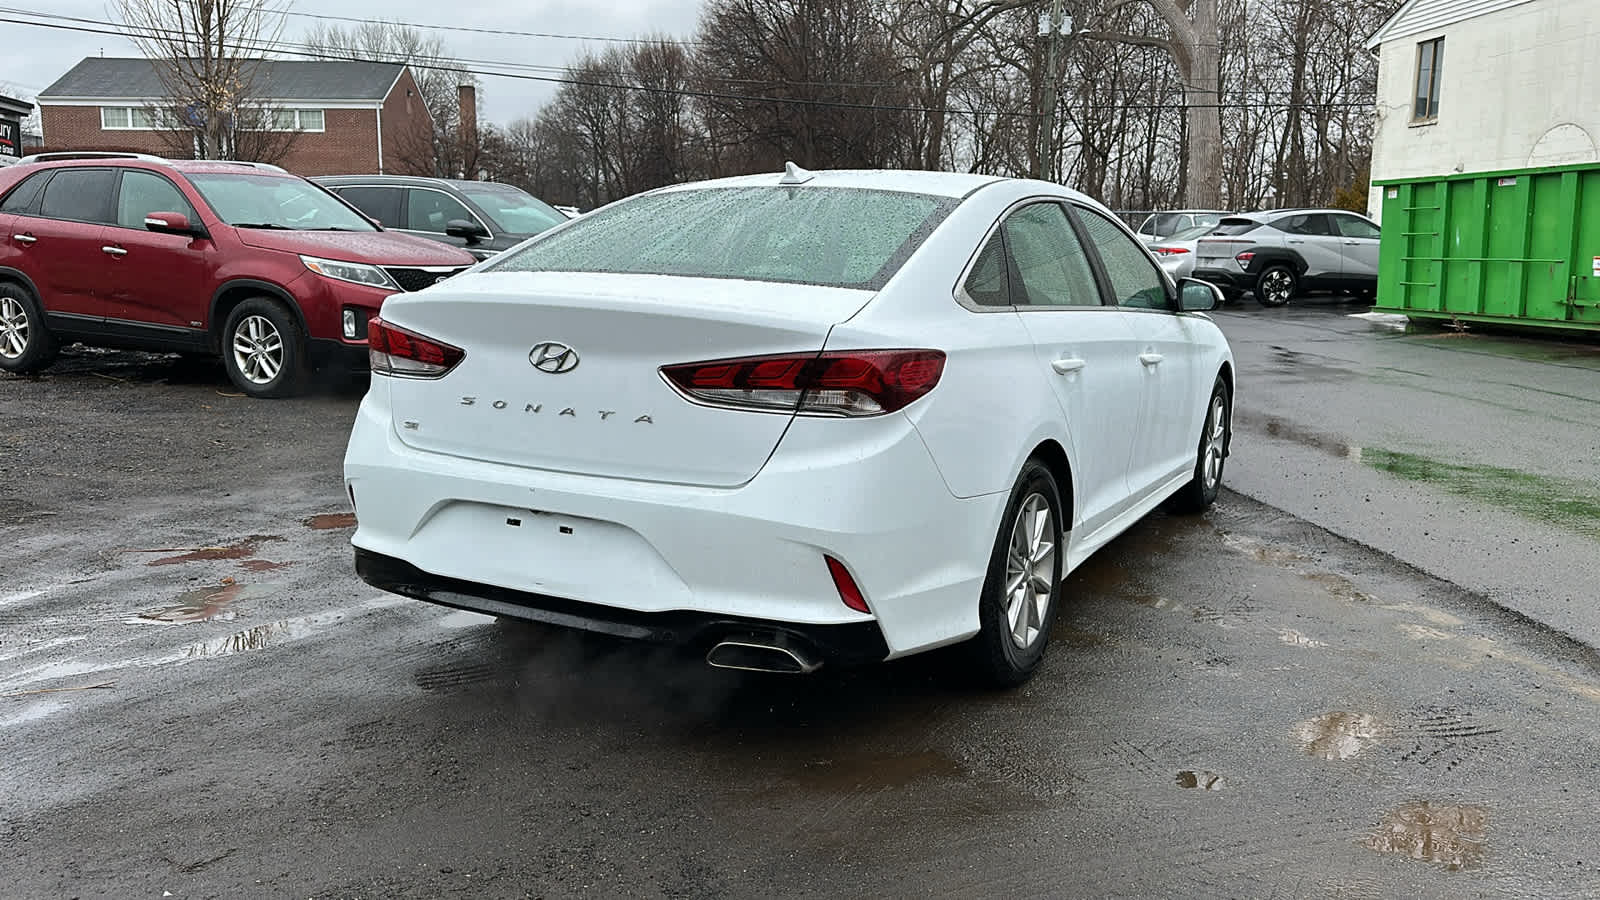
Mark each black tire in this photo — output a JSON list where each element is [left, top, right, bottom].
[[1166, 376, 1231, 514], [220, 297, 309, 398], [966, 459, 1066, 688], [1254, 264, 1297, 307], [0, 281, 59, 375]]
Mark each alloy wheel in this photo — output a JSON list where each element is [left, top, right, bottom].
[[1203, 393, 1228, 489], [1263, 269, 1294, 304], [1004, 492, 1056, 650], [231, 314, 284, 385], [0, 296, 29, 360]]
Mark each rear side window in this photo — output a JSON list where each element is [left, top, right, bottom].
[[116, 171, 196, 229], [1075, 207, 1170, 310], [0, 171, 50, 214], [1002, 202, 1102, 307], [39, 169, 116, 223], [962, 230, 1011, 307], [489, 186, 955, 290], [1212, 217, 1261, 236], [335, 186, 403, 227], [1278, 213, 1335, 236]]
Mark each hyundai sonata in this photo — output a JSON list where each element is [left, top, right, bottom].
[[344, 165, 1234, 686]]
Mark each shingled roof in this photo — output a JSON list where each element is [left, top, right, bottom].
[[40, 58, 406, 102]]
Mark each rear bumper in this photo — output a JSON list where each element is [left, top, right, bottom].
[[343, 384, 1005, 658], [1191, 267, 1251, 290], [354, 547, 891, 664]]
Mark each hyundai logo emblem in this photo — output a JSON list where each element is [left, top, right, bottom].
[[529, 341, 580, 374]]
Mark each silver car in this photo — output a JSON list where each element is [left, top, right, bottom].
[[1150, 223, 1217, 280], [1191, 209, 1381, 306], [1135, 209, 1230, 245]]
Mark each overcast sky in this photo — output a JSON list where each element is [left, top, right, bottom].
[[4, 1, 705, 126]]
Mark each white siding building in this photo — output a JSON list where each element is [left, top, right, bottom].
[[1366, 0, 1600, 218]]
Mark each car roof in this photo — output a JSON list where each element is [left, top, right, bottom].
[[656, 167, 1008, 199], [10, 155, 295, 178], [316, 174, 478, 190]]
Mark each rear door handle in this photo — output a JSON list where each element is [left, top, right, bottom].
[[1287, 239, 1305, 244], [13, 234, 36, 245], [1051, 357, 1086, 374], [1139, 353, 1164, 367], [102, 245, 128, 257], [1344, 241, 1362, 246]]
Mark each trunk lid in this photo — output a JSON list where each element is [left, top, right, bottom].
[[378, 271, 875, 487]]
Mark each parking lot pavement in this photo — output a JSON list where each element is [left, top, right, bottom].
[[4, 349, 1600, 898], [1213, 297, 1600, 648]]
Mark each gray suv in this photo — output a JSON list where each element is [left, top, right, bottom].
[[1192, 209, 1380, 306], [315, 175, 567, 261]]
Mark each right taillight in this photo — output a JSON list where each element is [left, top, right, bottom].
[[660, 349, 946, 417], [1235, 250, 1256, 265], [367, 317, 463, 378]]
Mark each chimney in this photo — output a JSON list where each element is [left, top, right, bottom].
[[457, 83, 478, 179]]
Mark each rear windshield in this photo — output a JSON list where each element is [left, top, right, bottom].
[[1166, 224, 1217, 242], [1210, 217, 1262, 236], [487, 186, 956, 290]]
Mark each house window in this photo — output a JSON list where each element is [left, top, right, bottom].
[[1413, 37, 1443, 122], [268, 109, 325, 132], [100, 107, 163, 130]]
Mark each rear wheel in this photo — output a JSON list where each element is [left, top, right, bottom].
[[221, 297, 308, 398], [0, 282, 58, 374], [967, 460, 1065, 688], [1254, 264, 1296, 307], [1167, 377, 1231, 513]]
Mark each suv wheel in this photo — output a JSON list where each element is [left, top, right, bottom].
[[1254, 264, 1297, 307], [0, 282, 59, 374], [222, 297, 308, 398]]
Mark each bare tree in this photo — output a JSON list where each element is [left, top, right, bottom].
[[115, 0, 297, 162]]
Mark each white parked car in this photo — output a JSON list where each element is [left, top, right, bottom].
[[344, 166, 1235, 686], [1150, 223, 1219, 281], [1135, 209, 1229, 245]]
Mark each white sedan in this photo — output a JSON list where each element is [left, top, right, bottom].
[[344, 166, 1235, 686]]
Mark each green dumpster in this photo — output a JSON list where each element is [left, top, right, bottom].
[[1374, 161, 1600, 333]]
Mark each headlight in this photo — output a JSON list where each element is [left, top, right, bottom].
[[300, 255, 397, 289]]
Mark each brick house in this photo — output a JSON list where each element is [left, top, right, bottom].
[[37, 58, 435, 176]]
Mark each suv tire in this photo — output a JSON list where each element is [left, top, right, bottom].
[[0, 282, 59, 375], [221, 297, 309, 398], [1254, 264, 1297, 307]]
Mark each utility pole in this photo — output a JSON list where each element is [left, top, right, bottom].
[[1035, 0, 1070, 181]]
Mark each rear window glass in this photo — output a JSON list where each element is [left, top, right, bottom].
[[488, 186, 955, 290], [1211, 217, 1262, 236]]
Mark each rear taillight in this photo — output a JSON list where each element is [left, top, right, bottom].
[[367, 317, 464, 378], [660, 349, 945, 417], [1153, 246, 1191, 256], [1235, 251, 1256, 265], [825, 555, 870, 613]]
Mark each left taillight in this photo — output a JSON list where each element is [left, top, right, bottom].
[[660, 349, 946, 417], [367, 317, 464, 378]]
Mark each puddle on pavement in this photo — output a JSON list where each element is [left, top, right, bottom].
[[147, 536, 285, 566], [1222, 534, 1310, 567], [240, 559, 291, 572], [1362, 448, 1600, 539], [137, 582, 272, 623], [1296, 711, 1381, 760], [1175, 770, 1225, 790], [1238, 412, 1363, 460], [1362, 801, 1487, 871], [794, 750, 963, 792], [303, 513, 357, 530], [1053, 625, 1111, 647], [1267, 346, 1358, 381]]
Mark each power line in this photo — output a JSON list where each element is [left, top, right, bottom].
[[281, 8, 701, 46], [4, 12, 1378, 121]]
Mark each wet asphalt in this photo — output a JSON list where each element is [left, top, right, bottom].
[[3, 311, 1600, 899]]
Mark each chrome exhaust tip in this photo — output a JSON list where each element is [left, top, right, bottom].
[[706, 639, 822, 674]]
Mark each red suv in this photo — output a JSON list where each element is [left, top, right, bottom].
[[0, 153, 476, 397]]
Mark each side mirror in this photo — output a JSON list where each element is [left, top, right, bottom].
[[144, 211, 201, 237], [1178, 277, 1223, 312], [445, 219, 488, 242]]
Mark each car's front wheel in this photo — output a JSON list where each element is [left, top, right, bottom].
[[0, 282, 58, 375], [221, 297, 308, 398], [1254, 264, 1297, 307], [967, 459, 1065, 687]]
